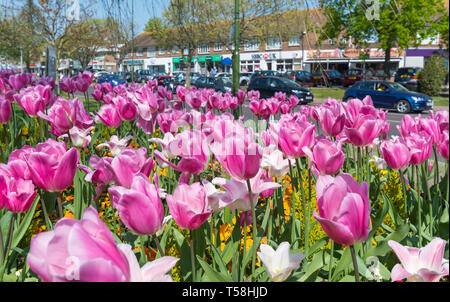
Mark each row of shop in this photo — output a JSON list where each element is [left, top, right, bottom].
[[120, 47, 448, 76]]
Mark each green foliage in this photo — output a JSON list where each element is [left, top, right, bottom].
[[419, 54, 448, 96]]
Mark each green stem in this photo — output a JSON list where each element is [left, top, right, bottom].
[[40, 193, 52, 231], [416, 165, 423, 248], [350, 245, 360, 282], [295, 158, 306, 251], [0, 213, 15, 282], [190, 230, 196, 282], [400, 169, 408, 217], [152, 234, 165, 257], [433, 146, 440, 191], [246, 178, 258, 282], [139, 235, 147, 265], [328, 240, 334, 281]]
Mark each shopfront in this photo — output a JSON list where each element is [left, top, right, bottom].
[[172, 57, 195, 72], [197, 55, 223, 73], [240, 52, 302, 72], [305, 48, 404, 76], [123, 59, 145, 72]]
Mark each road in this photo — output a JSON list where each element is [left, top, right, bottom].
[[75, 85, 448, 151]]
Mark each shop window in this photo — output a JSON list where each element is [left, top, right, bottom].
[[266, 37, 282, 50]]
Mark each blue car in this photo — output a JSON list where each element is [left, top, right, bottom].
[[97, 74, 127, 87], [343, 80, 434, 113]]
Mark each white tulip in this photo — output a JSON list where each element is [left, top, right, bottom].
[[257, 242, 305, 282]]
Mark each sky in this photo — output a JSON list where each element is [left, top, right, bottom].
[[95, 0, 167, 35]]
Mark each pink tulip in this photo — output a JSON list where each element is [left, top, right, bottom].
[[112, 96, 138, 121], [185, 91, 203, 109], [155, 129, 209, 179], [313, 173, 370, 246], [157, 109, 191, 134], [0, 96, 11, 124], [317, 104, 346, 137], [388, 238, 449, 282], [59, 76, 76, 94], [380, 138, 413, 170], [7, 146, 35, 180], [77, 155, 114, 200], [0, 166, 36, 213], [236, 89, 246, 105], [397, 114, 420, 138], [239, 211, 253, 227], [108, 174, 164, 236], [431, 110, 449, 132], [8, 73, 29, 91], [25, 139, 80, 192], [344, 114, 384, 147], [404, 132, 433, 165], [14, 87, 47, 117], [438, 130, 449, 160], [92, 85, 103, 101], [74, 76, 90, 93], [210, 125, 262, 180], [303, 138, 345, 175], [273, 119, 316, 158], [95, 103, 122, 128], [166, 182, 213, 230], [39, 98, 93, 137], [106, 147, 155, 189], [176, 86, 188, 102], [247, 90, 260, 101], [27, 206, 179, 282], [212, 169, 281, 212], [419, 117, 440, 145]]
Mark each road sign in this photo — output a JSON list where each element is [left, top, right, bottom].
[[46, 46, 57, 81]]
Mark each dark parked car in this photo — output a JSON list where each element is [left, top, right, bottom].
[[247, 76, 313, 104], [194, 76, 217, 89], [97, 73, 127, 87], [311, 70, 343, 87], [215, 77, 233, 93], [249, 70, 282, 84], [394, 67, 422, 91], [343, 80, 434, 113], [343, 68, 364, 87], [174, 72, 201, 86], [136, 70, 155, 83], [283, 70, 314, 87], [154, 75, 173, 86]]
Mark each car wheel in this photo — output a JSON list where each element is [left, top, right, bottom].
[[395, 99, 411, 113]]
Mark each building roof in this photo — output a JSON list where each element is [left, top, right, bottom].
[[133, 32, 158, 48]]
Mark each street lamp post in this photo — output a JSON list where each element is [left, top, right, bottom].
[[232, 0, 240, 95], [301, 31, 306, 70], [131, 0, 135, 83]]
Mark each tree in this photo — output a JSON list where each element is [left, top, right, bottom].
[[419, 53, 448, 96], [32, 0, 96, 75], [62, 18, 109, 69], [319, 0, 448, 79], [0, 1, 44, 71]]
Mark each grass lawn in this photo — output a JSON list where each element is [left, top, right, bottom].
[[310, 87, 346, 100], [433, 96, 449, 108]]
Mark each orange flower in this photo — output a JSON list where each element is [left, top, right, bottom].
[[65, 195, 74, 202], [64, 211, 74, 219]]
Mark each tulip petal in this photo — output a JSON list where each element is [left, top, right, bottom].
[[140, 256, 179, 282], [53, 148, 80, 191]]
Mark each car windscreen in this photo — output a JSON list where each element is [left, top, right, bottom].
[[347, 70, 362, 76], [397, 68, 418, 75], [389, 82, 409, 92], [279, 78, 304, 89], [222, 78, 233, 87]]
